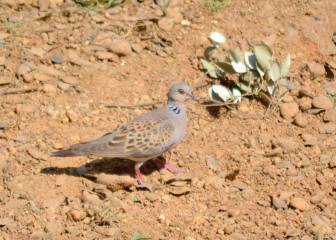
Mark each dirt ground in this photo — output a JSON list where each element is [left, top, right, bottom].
[[1, 0, 336, 239]]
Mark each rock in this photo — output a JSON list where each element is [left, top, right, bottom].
[[306, 62, 325, 78], [181, 19, 191, 26], [38, 0, 50, 11], [95, 51, 117, 61], [298, 97, 312, 111], [169, 187, 191, 196], [158, 17, 174, 31], [329, 157, 336, 168], [61, 76, 78, 85], [42, 84, 57, 95], [290, 197, 310, 211], [16, 62, 34, 78], [27, 149, 48, 161], [69, 209, 86, 221], [280, 102, 299, 119], [131, 43, 144, 53], [81, 190, 101, 205], [272, 196, 288, 210], [323, 109, 336, 122], [50, 51, 64, 64], [319, 123, 336, 134], [57, 81, 71, 91], [312, 96, 333, 110], [294, 114, 308, 128], [310, 191, 325, 204], [301, 133, 318, 146], [66, 109, 79, 122], [223, 225, 234, 234], [108, 40, 132, 56]]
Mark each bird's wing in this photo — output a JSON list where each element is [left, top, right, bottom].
[[52, 118, 175, 160]]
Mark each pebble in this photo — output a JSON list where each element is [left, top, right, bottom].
[[27, 149, 48, 161], [16, 62, 33, 78], [108, 40, 132, 56], [50, 51, 64, 64], [294, 114, 308, 128], [323, 108, 336, 122], [306, 61, 325, 78], [158, 17, 174, 31], [30, 230, 45, 240], [290, 197, 310, 211], [298, 97, 312, 111], [69, 209, 86, 221], [280, 102, 299, 119], [33, 72, 53, 82], [37, 65, 62, 77], [274, 138, 300, 153], [95, 51, 117, 61], [310, 191, 324, 204], [301, 133, 318, 146], [131, 43, 144, 53], [57, 81, 71, 91], [272, 196, 288, 210], [81, 190, 101, 205], [205, 155, 221, 172], [61, 76, 78, 85], [312, 96, 333, 110], [169, 187, 191, 196]]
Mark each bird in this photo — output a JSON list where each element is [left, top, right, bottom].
[[50, 82, 196, 190]]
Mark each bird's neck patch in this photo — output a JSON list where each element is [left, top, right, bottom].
[[168, 103, 181, 114]]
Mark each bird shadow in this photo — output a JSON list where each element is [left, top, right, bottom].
[[40, 157, 162, 179]]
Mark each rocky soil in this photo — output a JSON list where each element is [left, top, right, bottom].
[[0, 0, 336, 239]]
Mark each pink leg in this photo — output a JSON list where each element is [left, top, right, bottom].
[[134, 162, 152, 191], [153, 158, 185, 174]]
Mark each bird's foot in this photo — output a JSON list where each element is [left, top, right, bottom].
[[153, 159, 184, 174], [135, 164, 152, 191]]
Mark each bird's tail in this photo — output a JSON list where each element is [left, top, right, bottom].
[[49, 149, 79, 157]]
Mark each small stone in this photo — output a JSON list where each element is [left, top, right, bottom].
[[38, 0, 50, 11], [16, 62, 33, 78], [272, 196, 287, 210], [158, 17, 174, 31], [66, 109, 79, 122], [27, 149, 48, 161], [312, 96, 333, 110], [50, 52, 64, 64], [61, 76, 78, 85], [181, 19, 191, 26], [298, 97, 312, 111], [290, 197, 310, 211], [206, 155, 221, 172], [95, 51, 117, 61], [301, 133, 318, 146], [319, 123, 336, 134], [280, 102, 299, 119], [274, 138, 300, 153], [69, 209, 86, 221], [108, 40, 132, 56], [306, 61, 325, 78], [81, 190, 101, 205], [323, 109, 336, 122], [37, 65, 62, 77], [131, 43, 144, 53], [169, 187, 191, 196], [33, 72, 53, 82], [57, 81, 71, 91], [42, 84, 57, 95], [294, 114, 308, 128], [228, 208, 240, 217], [223, 225, 234, 234]]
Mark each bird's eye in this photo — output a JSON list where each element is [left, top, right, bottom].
[[178, 89, 185, 94]]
